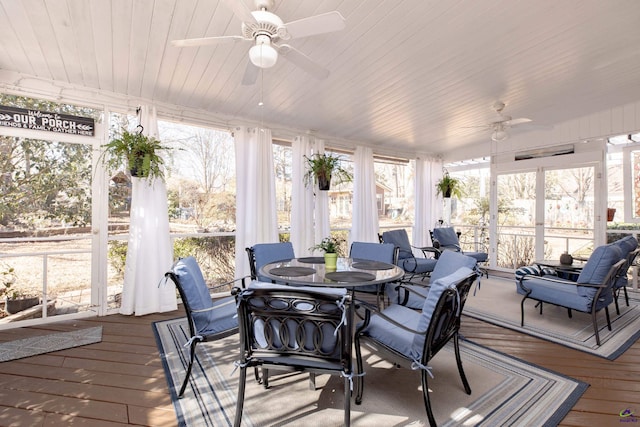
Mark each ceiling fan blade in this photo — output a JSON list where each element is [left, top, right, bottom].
[[283, 11, 346, 39], [171, 35, 247, 47], [276, 44, 330, 80], [241, 61, 259, 86], [507, 118, 534, 127], [220, 0, 257, 24]]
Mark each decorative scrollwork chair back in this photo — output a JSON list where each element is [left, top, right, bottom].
[[232, 283, 354, 427]]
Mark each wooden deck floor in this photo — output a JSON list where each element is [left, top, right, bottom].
[[0, 307, 637, 426]]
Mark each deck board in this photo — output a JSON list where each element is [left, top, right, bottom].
[[0, 307, 636, 425]]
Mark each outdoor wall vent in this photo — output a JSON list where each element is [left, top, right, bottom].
[[515, 144, 574, 161]]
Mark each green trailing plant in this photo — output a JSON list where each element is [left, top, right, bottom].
[[1, 262, 16, 297], [0, 262, 35, 300], [100, 128, 169, 180], [310, 236, 345, 256], [436, 171, 463, 199], [303, 153, 353, 190]]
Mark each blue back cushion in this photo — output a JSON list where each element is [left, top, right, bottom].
[[432, 227, 460, 248], [576, 244, 623, 297], [430, 250, 477, 282], [610, 236, 638, 288], [411, 266, 473, 358], [252, 242, 295, 279], [350, 242, 395, 263], [382, 230, 412, 260], [172, 257, 213, 330], [612, 235, 638, 256]]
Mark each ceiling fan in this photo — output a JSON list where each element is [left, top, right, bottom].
[[468, 101, 533, 142], [171, 0, 345, 85]]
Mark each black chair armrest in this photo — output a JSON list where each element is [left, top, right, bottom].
[[392, 280, 429, 306], [209, 275, 249, 292], [358, 303, 425, 335], [411, 245, 441, 258]]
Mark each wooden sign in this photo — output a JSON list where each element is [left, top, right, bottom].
[[0, 105, 95, 136]]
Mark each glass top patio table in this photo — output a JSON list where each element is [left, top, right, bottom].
[[534, 259, 586, 274], [259, 257, 404, 288]]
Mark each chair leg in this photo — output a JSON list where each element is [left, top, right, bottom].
[[605, 306, 612, 331], [308, 373, 316, 390], [614, 288, 621, 315], [343, 374, 351, 427], [520, 296, 527, 327], [453, 334, 472, 395], [354, 337, 365, 404], [592, 310, 601, 346], [623, 285, 630, 306], [421, 365, 437, 427], [179, 340, 198, 398], [234, 365, 248, 427]]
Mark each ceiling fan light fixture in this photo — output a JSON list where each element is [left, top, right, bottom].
[[249, 34, 278, 68], [491, 128, 509, 142]]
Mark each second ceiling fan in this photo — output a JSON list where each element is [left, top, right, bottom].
[[171, 0, 345, 85], [468, 101, 534, 142]]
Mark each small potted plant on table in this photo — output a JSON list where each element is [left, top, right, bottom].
[[311, 236, 344, 269]]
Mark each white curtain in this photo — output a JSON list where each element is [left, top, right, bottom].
[[413, 157, 443, 248], [234, 127, 278, 277], [313, 139, 330, 245], [120, 105, 177, 316], [290, 136, 315, 256], [351, 145, 379, 243]]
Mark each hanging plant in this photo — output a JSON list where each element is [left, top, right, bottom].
[[100, 128, 169, 180], [436, 171, 463, 199], [303, 153, 353, 191]]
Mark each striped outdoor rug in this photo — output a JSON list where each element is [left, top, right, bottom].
[[463, 276, 640, 359], [0, 326, 103, 362], [153, 317, 587, 427]]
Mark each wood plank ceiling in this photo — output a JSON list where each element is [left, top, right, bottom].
[[0, 0, 639, 156]]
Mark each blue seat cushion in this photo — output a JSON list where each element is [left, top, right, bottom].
[[400, 257, 437, 274], [518, 276, 595, 311], [576, 244, 623, 298], [363, 267, 474, 360], [465, 251, 488, 263], [173, 257, 237, 335], [359, 303, 421, 358], [198, 297, 238, 336]]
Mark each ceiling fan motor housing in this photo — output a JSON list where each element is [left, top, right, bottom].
[[242, 10, 285, 41]]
